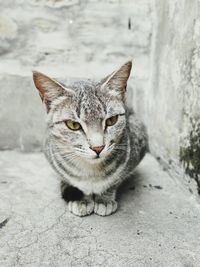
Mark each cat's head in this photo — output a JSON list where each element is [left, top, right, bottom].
[[33, 61, 132, 162]]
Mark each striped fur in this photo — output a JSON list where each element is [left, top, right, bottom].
[[33, 61, 148, 216]]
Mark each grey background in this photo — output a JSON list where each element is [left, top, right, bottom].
[[0, 0, 200, 176]]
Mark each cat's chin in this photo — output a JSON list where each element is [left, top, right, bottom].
[[89, 149, 114, 163], [75, 150, 111, 163], [88, 158, 105, 165], [83, 154, 107, 164]]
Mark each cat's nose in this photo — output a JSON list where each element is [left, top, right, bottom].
[[90, 145, 105, 155]]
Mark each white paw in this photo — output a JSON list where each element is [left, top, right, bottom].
[[94, 200, 118, 216], [68, 200, 94, 217]]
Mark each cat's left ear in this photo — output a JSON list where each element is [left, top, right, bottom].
[[33, 71, 74, 112], [101, 61, 132, 98]]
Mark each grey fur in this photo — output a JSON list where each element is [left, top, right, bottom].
[[33, 62, 148, 216]]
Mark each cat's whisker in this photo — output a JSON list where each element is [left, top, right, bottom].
[[50, 149, 78, 162]]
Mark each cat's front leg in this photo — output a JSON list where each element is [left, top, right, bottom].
[[94, 187, 118, 216], [61, 181, 94, 217], [68, 196, 94, 217]]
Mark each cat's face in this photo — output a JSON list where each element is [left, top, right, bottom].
[[48, 81, 126, 160], [33, 61, 132, 162]]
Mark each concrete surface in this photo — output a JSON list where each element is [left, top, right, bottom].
[[0, 151, 200, 267]]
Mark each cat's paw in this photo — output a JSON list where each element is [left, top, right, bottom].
[[94, 200, 118, 216], [68, 200, 94, 217]]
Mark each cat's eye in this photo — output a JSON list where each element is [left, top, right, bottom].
[[105, 115, 118, 127], [65, 120, 82, 131]]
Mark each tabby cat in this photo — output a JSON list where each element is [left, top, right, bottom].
[[33, 61, 148, 217]]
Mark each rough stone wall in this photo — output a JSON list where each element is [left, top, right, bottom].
[[0, 0, 153, 151], [145, 0, 200, 183]]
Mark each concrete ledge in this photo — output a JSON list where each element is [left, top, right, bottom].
[[0, 151, 200, 266]]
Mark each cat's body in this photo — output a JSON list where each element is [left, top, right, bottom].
[[33, 62, 148, 216]]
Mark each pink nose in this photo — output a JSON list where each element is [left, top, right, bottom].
[[91, 146, 105, 155]]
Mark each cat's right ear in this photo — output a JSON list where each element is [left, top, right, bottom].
[[100, 61, 132, 100], [32, 71, 74, 112]]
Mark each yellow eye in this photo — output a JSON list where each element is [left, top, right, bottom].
[[65, 120, 82, 131], [106, 115, 118, 127]]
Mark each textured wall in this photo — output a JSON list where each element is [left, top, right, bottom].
[[0, 0, 153, 151], [145, 0, 200, 183]]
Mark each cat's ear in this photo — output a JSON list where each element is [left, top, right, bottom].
[[33, 71, 73, 112], [101, 61, 132, 98]]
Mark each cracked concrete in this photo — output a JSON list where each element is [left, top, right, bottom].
[[0, 151, 200, 267]]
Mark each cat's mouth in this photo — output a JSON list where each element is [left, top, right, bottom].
[[89, 150, 111, 161], [88, 154, 104, 161], [80, 152, 107, 162], [95, 154, 100, 159], [74, 145, 114, 161]]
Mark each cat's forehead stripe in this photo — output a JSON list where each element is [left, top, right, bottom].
[[70, 80, 106, 121], [79, 88, 106, 122]]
